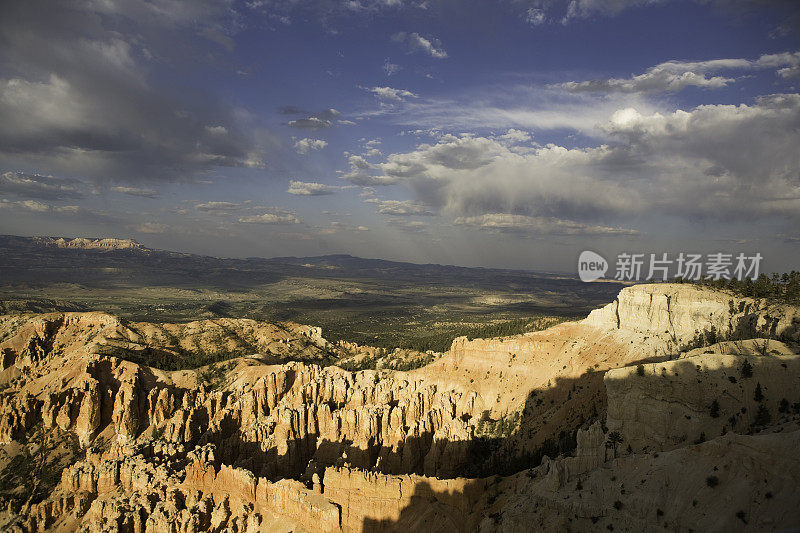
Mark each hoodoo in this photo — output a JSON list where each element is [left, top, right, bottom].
[[0, 284, 798, 531]]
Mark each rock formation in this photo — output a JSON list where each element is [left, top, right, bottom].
[[0, 283, 797, 531]]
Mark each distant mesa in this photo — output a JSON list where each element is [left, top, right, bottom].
[[32, 236, 148, 252]]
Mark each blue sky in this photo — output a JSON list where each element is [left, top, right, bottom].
[[0, 0, 799, 272]]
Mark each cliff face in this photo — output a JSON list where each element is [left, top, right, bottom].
[[441, 284, 800, 400], [0, 284, 798, 532], [583, 283, 800, 347]]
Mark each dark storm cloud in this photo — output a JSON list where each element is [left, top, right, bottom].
[[0, 0, 263, 184]]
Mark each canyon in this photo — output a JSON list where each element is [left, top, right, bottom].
[[0, 283, 798, 531]]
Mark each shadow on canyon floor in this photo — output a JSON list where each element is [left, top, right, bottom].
[[355, 352, 800, 532], [361, 479, 489, 532]]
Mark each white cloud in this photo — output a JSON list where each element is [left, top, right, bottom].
[[0, 171, 84, 200], [756, 51, 800, 78], [383, 58, 401, 76], [17, 199, 50, 212], [536, 0, 800, 34], [285, 109, 341, 129], [392, 32, 448, 59], [110, 186, 158, 198], [498, 129, 533, 144], [287, 117, 333, 129], [365, 86, 418, 102], [454, 214, 638, 235], [383, 87, 659, 134], [525, 8, 546, 25], [365, 198, 435, 216], [387, 218, 429, 233], [314, 220, 370, 235], [134, 222, 169, 233], [556, 51, 800, 94], [0, 198, 114, 220], [199, 29, 235, 52], [294, 138, 328, 154], [340, 155, 399, 185], [557, 0, 669, 22], [559, 69, 735, 93], [287, 180, 338, 195], [238, 212, 300, 224], [368, 94, 800, 227], [381, 134, 502, 175], [205, 125, 229, 135], [195, 201, 244, 213]]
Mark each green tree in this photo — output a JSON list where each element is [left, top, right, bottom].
[[606, 432, 623, 459], [754, 404, 771, 426], [754, 382, 764, 402], [740, 359, 753, 379], [709, 400, 720, 418]]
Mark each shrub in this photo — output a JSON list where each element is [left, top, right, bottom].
[[636, 364, 645, 376], [613, 500, 623, 510], [706, 476, 719, 488]]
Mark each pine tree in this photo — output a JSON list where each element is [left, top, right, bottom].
[[740, 359, 753, 379]]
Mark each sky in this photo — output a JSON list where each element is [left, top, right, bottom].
[[1, 0, 799, 273]]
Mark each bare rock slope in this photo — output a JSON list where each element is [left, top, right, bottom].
[[0, 284, 797, 532]]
